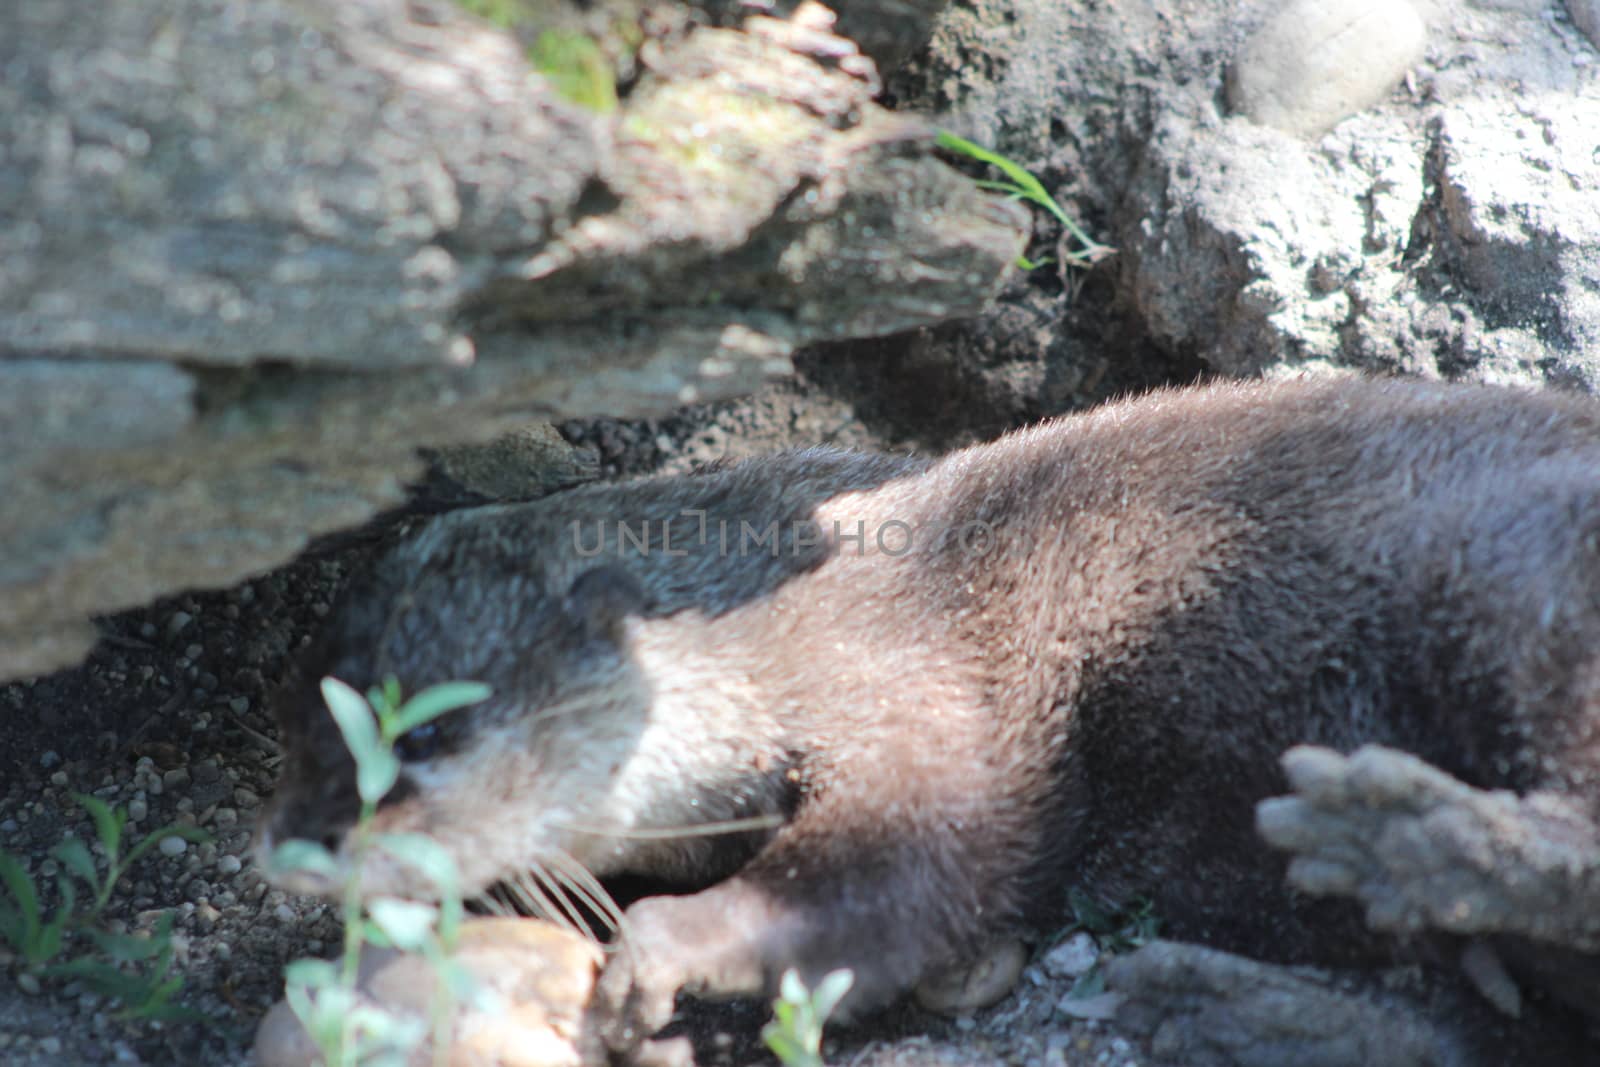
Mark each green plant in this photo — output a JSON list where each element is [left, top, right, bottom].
[[0, 795, 210, 1020], [269, 677, 491, 1067], [1059, 890, 1161, 1003], [1065, 889, 1160, 953], [532, 30, 618, 113], [761, 968, 854, 1067], [936, 130, 1114, 271]]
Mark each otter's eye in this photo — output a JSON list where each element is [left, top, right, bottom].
[[395, 723, 442, 762]]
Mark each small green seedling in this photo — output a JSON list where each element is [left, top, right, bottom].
[[762, 967, 854, 1067], [271, 677, 491, 1067], [0, 795, 210, 1020], [936, 130, 1114, 271]]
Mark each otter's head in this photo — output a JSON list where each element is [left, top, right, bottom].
[[255, 552, 655, 903]]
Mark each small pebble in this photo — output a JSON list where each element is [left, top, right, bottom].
[[49, 771, 67, 787], [17, 972, 41, 995], [127, 796, 149, 822], [217, 854, 243, 876], [1043, 932, 1101, 979], [274, 903, 297, 923], [229, 696, 251, 714], [39, 750, 61, 769], [183, 643, 204, 661], [163, 768, 191, 789], [193, 761, 221, 784], [165, 611, 194, 637], [38, 1037, 62, 1055], [159, 836, 189, 857]]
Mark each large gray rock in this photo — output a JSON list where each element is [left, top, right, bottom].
[[0, 0, 1026, 680], [895, 0, 1600, 387]]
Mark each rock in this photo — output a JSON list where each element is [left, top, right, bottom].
[[1433, 95, 1600, 376], [253, 917, 603, 1067], [1, 0, 1026, 683], [1567, 0, 1600, 50], [1226, 0, 1427, 136], [1042, 932, 1100, 980]]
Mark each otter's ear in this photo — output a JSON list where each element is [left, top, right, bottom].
[[563, 565, 647, 641]]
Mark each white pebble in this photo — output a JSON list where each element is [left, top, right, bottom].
[[158, 836, 188, 857], [1043, 932, 1100, 979]]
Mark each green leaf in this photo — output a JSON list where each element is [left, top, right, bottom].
[[1069, 967, 1106, 1000], [50, 839, 99, 891], [778, 968, 807, 1005], [810, 968, 854, 1024], [381, 676, 404, 715], [324, 677, 381, 759], [936, 131, 1063, 223], [372, 832, 465, 944], [75, 794, 126, 863], [268, 839, 342, 883], [50, 958, 149, 1001], [283, 957, 340, 990], [84, 926, 168, 964], [361, 919, 395, 950], [0, 851, 41, 953], [357, 750, 401, 806], [288, 979, 356, 1056], [30, 915, 66, 966], [323, 677, 400, 803], [0, 899, 22, 952], [368, 898, 439, 954], [935, 130, 1112, 263], [387, 682, 492, 740]]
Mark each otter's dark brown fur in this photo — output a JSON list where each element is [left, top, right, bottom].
[[260, 376, 1600, 1064]]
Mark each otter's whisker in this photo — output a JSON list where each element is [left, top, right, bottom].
[[499, 869, 569, 931], [529, 863, 592, 939], [547, 848, 624, 934], [551, 813, 784, 841]]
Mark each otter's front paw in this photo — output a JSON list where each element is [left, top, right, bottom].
[[1257, 744, 1600, 947], [593, 899, 693, 1063]]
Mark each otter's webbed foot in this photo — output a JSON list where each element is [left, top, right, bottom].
[[1256, 745, 1600, 949], [1105, 941, 1468, 1067], [592, 889, 772, 1066]]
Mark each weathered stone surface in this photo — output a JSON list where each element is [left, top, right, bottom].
[[1226, 0, 1426, 136], [895, 0, 1600, 389], [1, 0, 595, 369], [0, 0, 1026, 681], [1568, 0, 1600, 50]]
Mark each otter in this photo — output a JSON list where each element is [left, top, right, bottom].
[[259, 376, 1600, 1065]]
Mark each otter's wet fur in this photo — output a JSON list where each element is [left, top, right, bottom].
[[260, 376, 1600, 1062]]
